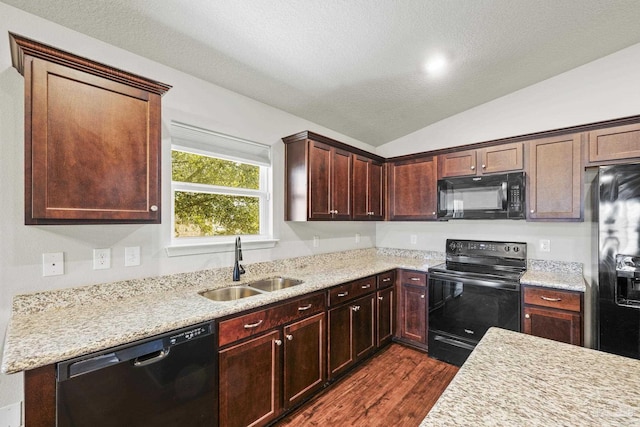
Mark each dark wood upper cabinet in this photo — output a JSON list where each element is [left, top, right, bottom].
[[526, 133, 583, 221], [438, 142, 523, 178], [352, 155, 384, 220], [587, 122, 640, 166], [10, 33, 171, 224], [387, 156, 438, 220]]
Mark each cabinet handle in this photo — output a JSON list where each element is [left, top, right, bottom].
[[243, 319, 264, 329], [540, 296, 562, 302], [525, 313, 531, 319], [410, 277, 421, 281], [361, 284, 371, 289], [352, 305, 360, 312], [298, 304, 312, 311], [275, 339, 282, 346], [150, 205, 158, 212], [420, 294, 425, 299], [382, 278, 391, 282], [470, 165, 476, 170], [378, 296, 384, 301], [286, 334, 293, 341], [337, 291, 349, 297]]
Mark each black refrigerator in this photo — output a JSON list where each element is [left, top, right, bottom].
[[597, 164, 640, 359]]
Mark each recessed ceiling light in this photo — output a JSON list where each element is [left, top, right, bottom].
[[424, 53, 448, 77]]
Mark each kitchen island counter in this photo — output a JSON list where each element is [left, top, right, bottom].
[[421, 327, 640, 426]]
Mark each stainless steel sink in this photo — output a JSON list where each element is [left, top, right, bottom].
[[247, 277, 304, 292], [200, 286, 265, 302]]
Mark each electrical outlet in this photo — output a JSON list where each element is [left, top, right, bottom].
[[313, 235, 319, 248], [43, 252, 64, 276], [0, 401, 22, 427], [124, 246, 141, 267], [93, 248, 111, 270], [540, 239, 551, 252], [410, 234, 418, 245]]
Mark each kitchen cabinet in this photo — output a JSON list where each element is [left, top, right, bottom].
[[396, 270, 428, 350], [587, 122, 640, 165], [522, 286, 583, 346], [438, 142, 523, 178], [218, 292, 326, 427], [376, 270, 396, 348], [352, 154, 384, 220], [526, 133, 583, 220], [10, 33, 171, 224], [387, 156, 438, 220], [327, 276, 376, 379]]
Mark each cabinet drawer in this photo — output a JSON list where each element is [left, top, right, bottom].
[[219, 293, 325, 347], [377, 270, 396, 289], [523, 287, 581, 312], [329, 276, 376, 306], [399, 270, 427, 287]]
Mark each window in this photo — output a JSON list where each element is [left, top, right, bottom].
[[169, 122, 273, 252]]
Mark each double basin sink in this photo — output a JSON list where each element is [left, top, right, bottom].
[[200, 277, 304, 302]]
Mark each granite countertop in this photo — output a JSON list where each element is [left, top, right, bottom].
[[521, 259, 586, 292], [421, 328, 640, 426], [1, 247, 583, 374]]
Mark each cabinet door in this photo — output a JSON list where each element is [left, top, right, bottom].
[[283, 313, 325, 410], [219, 330, 282, 427], [331, 147, 353, 220], [388, 156, 438, 220], [478, 142, 523, 175], [352, 293, 376, 360], [523, 306, 582, 346], [352, 155, 370, 220], [400, 283, 427, 344], [376, 287, 394, 348], [527, 134, 583, 220], [27, 57, 162, 223], [308, 141, 333, 219], [588, 123, 640, 165], [328, 304, 354, 379], [368, 160, 384, 219], [438, 149, 477, 178]]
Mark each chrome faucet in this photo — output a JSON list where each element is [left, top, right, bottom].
[[233, 236, 245, 281]]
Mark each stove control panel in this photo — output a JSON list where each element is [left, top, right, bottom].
[[446, 239, 527, 260]]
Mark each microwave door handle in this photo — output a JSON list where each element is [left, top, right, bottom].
[[502, 182, 508, 210]]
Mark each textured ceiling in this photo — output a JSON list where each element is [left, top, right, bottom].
[[4, 0, 640, 146]]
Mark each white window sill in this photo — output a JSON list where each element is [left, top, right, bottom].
[[165, 238, 279, 257]]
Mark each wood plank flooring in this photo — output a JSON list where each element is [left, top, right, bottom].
[[274, 344, 459, 427]]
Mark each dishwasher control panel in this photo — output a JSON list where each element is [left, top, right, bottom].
[[169, 323, 212, 345]]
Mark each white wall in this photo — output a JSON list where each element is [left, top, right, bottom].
[[0, 3, 376, 408]]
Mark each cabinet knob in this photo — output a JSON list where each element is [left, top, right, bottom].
[[470, 165, 476, 170], [378, 296, 384, 301], [420, 294, 425, 299], [352, 305, 360, 312], [530, 209, 535, 214], [275, 339, 282, 346], [286, 334, 293, 341], [482, 164, 486, 169], [525, 313, 531, 319], [150, 205, 158, 212], [432, 212, 436, 215]]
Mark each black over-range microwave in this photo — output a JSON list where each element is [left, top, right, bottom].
[[437, 172, 525, 220]]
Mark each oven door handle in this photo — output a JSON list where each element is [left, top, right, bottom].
[[428, 272, 520, 291]]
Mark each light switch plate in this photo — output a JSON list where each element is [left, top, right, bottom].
[[0, 401, 22, 427], [540, 239, 551, 252], [43, 252, 64, 276], [124, 246, 141, 267]]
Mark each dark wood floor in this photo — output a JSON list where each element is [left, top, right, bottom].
[[275, 344, 459, 427]]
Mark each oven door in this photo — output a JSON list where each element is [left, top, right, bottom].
[[428, 272, 520, 365]]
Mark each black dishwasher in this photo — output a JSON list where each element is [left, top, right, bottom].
[[56, 321, 217, 427]]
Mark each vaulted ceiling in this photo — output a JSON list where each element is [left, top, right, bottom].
[[4, 0, 640, 146]]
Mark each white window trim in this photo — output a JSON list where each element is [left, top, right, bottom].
[[166, 123, 277, 257]]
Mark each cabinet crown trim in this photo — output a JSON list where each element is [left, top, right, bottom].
[[9, 32, 172, 96]]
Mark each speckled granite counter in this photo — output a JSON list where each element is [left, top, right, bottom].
[[1, 248, 584, 375], [521, 259, 586, 292], [1, 248, 441, 374], [421, 328, 640, 426]]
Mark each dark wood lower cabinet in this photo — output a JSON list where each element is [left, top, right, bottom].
[[523, 306, 582, 346], [399, 283, 427, 347], [219, 330, 282, 427], [328, 293, 376, 380], [283, 313, 325, 410], [377, 286, 394, 347]]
